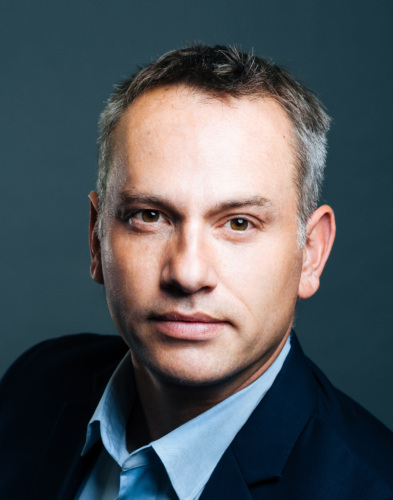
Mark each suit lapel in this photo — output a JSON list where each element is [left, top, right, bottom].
[[28, 397, 97, 500], [29, 364, 115, 500], [28, 335, 316, 498], [200, 447, 253, 500], [204, 335, 318, 493]]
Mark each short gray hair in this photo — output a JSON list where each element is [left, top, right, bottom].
[[97, 44, 331, 245]]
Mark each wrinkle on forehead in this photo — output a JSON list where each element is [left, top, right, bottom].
[[104, 85, 297, 222], [112, 84, 295, 162]]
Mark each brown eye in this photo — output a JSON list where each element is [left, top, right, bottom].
[[230, 218, 249, 231], [141, 210, 160, 223]]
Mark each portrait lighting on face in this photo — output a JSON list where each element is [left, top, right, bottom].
[[2, 44, 392, 500], [89, 84, 335, 396]]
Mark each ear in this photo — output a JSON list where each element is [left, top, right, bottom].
[[298, 205, 336, 299], [89, 192, 104, 285]]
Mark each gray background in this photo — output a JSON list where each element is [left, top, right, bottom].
[[1, 1, 392, 430]]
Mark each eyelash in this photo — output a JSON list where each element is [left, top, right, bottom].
[[125, 209, 256, 232], [128, 209, 165, 224], [223, 218, 253, 232]]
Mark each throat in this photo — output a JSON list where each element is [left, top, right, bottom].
[[131, 369, 236, 442], [126, 397, 151, 453]]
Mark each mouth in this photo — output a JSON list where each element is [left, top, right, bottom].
[[148, 311, 229, 341]]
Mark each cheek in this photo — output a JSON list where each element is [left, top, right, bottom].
[[102, 236, 162, 298], [217, 238, 302, 311]]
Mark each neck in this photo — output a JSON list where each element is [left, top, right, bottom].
[[132, 369, 231, 443], [128, 333, 289, 444]]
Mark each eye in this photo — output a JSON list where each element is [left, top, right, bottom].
[[129, 210, 163, 224], [140, 210, 160, 223], [228, 218, 250, 231]]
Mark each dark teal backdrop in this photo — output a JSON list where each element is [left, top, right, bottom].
[[1, 1, 392, 430]]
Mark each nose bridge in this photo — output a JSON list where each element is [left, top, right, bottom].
[[179, 220, 204, 258], [161, 220, 217, 293]]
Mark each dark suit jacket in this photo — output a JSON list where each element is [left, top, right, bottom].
[[1, 333, 393, 499]]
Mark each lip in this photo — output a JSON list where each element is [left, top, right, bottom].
[[149, 311, 228, 340]]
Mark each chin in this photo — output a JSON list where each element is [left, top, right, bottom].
[[136, 347, 232, 387], [150, 360, 225, 387]]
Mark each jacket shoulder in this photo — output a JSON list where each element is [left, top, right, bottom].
[[239, 341, 393, 499], [306, 357, 393, 490], [0, 334, 127, 498], [0, 333, 127, 405]]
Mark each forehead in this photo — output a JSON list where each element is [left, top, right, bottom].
[[108, 85, 297, 211]]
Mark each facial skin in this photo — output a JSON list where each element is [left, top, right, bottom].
[[89, 85, 335, 397]]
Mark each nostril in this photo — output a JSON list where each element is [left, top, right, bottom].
[[160, 261, 214, 295], [159, 253, 217, 295], [160, 278, 202, 296]]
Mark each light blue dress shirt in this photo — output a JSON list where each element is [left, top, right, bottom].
[[76, 336, 291, 500]]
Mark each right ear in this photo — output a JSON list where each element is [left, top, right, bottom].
[[88, 192, 104, 284]]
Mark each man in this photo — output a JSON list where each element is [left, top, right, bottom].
[[1, 45, 392, 499]]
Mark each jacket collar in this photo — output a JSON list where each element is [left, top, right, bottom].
[[201, 334, 317, 497], [29, 362, 116, 500], [230, 334, 317, 484], [30, 334, 316, 499]]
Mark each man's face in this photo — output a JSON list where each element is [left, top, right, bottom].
[[94, 85, 306, 388]]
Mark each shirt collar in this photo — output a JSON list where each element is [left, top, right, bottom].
[[151, 336, 291, 499], [82, 336, 291, 500], [82, 353, 135, 463]]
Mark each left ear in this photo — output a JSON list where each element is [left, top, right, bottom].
[[89, 191, 105, 285], [298, 205, 336, 299]]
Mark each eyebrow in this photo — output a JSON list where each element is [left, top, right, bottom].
[[117, 191, 275, 217], [210, 196, 274, 214], [117, 192, 179, 214]]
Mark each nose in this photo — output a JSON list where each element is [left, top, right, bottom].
[[160, 224, 218, 295]]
